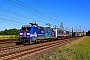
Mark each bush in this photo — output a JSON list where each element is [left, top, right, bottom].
[[9, 36, 14, 39], [15, 35, 19, 39]]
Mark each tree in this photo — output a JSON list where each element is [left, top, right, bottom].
[[86, 30, 90, 36], [0, 28, 20, 35]]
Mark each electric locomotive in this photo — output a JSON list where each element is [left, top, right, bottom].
[[16, 23, 56, 45]]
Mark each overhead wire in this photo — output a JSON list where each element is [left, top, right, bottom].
[[3, 0, 53, 26], [0, 7, 45, 24], [32, 0, 63, 22], [32, 0, 74, 29], [3, 0, 60, 25], [0, 18, 25, 24], [32, 0, 57, 17], [0, 13, 45, 26], [2, 0, 74, 29], [0, 7, 50, 27], [0, 14, 27, 24], [16, 0, 60, 23]]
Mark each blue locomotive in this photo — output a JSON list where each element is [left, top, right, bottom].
[[16, 23, 56, 44]]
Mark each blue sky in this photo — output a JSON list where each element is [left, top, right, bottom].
[[0, 0, 90, 32]]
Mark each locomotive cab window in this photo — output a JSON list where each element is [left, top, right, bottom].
[[21, 27, 31, 31]]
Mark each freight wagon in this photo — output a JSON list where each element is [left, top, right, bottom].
[[53, 28, 70, 39]]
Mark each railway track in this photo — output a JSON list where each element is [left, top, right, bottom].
[[0, 37, 80, 60], [0, 39, 16, 44], [0, 37, 78, 50], [0, 39, 16, 49]]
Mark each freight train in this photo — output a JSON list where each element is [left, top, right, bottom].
[[16, 23, 71, 45]]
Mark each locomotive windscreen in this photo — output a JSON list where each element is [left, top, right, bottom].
[[21, 26, 31, 31]]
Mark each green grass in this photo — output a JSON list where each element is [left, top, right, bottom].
[[39, 36, 90, 60], [0, 35, 19, 40]]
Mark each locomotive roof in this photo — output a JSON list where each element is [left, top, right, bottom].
[[22, 25, 31, 27]]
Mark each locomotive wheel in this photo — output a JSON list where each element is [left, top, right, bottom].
[[29, 40, 31, 44], [16, 42, 18, 45], [34, 40, 37, 43], [22, 39, 25, 45]]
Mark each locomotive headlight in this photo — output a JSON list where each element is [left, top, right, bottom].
[[20, 33, 23, 35], [27, 33, 30, 35]]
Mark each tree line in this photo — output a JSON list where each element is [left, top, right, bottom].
[[86, 30, 90, 36], [0, 28, 20, 35]]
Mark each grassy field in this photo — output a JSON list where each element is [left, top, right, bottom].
[[39, 36, 90, 60], [0, 35, 19, 40]]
